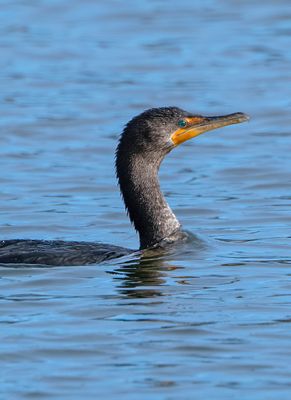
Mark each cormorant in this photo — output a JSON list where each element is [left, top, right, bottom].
[[0, 107, 249, 266]]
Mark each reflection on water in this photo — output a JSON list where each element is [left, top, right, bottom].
[[1, 0, 291, 399], [111, 257, 172, 298], [112, 233, 206, 298]]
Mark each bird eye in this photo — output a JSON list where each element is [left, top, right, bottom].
[[178, 119, 187, 128]]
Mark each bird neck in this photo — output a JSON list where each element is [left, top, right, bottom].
[[116, 152, 181, 249]]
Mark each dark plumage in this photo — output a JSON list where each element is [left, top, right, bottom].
[[0, 239, 130, 266], [0, 107, 249, 266], [116, 107, 188, 248]]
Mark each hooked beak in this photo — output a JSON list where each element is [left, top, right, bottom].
[[171, 112, 250, 146]]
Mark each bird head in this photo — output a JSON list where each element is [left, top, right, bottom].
[[120, 106, 249, 158]]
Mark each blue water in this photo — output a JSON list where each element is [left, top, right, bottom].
[[1, 0, 291, 399]]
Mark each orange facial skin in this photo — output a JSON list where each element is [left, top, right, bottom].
[[171, 113, 249, 146]]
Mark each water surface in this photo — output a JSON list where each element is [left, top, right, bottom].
[[1, 0, 291, 399]]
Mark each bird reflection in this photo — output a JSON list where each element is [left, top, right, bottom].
[[108, 251, 178, 298], [108, 235, 205, 299]]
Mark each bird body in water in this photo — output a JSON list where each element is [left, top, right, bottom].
[[0, 107, 249, 266]]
